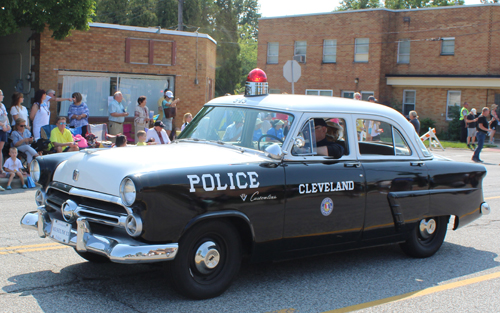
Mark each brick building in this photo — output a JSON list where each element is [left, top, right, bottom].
[[258, 4, 500, 132], [0, 23, 216, 140]]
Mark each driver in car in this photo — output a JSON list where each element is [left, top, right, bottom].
[[314, 118, 344, 159]]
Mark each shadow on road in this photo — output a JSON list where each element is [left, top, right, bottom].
[[3, 242, 499, 312]]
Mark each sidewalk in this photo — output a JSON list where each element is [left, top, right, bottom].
[[0, 172, 29, 190]]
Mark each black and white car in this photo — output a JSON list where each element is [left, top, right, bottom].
[[21, 69, 490, 299]]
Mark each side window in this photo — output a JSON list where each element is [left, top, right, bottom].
[[357, 119, 411, 156], [292, 117, 347, 158]]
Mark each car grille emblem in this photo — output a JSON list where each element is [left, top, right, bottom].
[[73, 169, 79, 181]]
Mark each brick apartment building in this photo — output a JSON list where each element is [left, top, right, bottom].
[[0, 23, 216, 141], [258, 4, 500, 132]]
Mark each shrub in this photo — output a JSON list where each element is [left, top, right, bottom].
[[442, 106, 461, 141], [419, 118, 436, 136]]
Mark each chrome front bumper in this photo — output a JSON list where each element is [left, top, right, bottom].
[[20, 207, 178, 264]]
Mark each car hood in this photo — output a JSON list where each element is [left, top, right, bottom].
[[53, 142, 270, 196]]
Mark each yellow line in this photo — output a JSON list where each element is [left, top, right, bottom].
[[485, 196, 500, 200], [323, 271, 500, 313], [0, 242, 62, 251], [0, 245, 71, 255]]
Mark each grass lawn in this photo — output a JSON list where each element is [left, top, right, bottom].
[[423, 140, 497, 149]]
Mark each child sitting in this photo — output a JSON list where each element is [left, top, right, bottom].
[[136, 130, 155, 146], [3, 147, 26, 190]]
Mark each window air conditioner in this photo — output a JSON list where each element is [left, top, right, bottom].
[[293, 55, 306, 63]]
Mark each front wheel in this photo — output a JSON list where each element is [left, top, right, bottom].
[[400, 216, 449, 258], [165, 220, 242, 299]]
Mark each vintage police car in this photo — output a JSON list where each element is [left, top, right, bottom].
[[21, 69, 490, 299]]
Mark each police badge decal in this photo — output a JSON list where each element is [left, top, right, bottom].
[[320, 197, 334, 216]]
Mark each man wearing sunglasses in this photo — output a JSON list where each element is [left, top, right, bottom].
[[49, 117, 79, 153]]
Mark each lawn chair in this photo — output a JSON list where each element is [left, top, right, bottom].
[[88, 123, 108, 143]]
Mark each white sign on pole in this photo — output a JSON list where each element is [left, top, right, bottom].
[[283, 60, 301, 94], [283, 60, 301, 83]]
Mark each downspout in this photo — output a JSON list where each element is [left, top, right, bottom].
[[195, 27, 200, 85]]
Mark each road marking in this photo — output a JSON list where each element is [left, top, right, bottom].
[[0, 242, 62, 250], [0, 242, 70, 255], [323, 271, 500, 313], [485, 196, 500, 200]]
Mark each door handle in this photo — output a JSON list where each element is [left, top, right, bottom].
[[344, 162, 361, 168], [410, 161, 424, 167]]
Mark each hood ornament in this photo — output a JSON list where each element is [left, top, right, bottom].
[[73, 169, 79, 181]]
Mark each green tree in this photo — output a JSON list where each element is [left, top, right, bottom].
[[234, 0, 261, 39], [384, 0, 463, 9], [235, 23, 258, 93], [128, 0, 158, 27], [337, 0, 381, 11], [212, 0, 241, 96], [0, 0, 95, 40]]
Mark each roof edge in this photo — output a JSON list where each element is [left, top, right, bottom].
[[89, 22, 217, 44], [259, 4, 500, 20], [386, 74, 500, 78]]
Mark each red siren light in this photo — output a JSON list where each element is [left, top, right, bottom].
[[247, 68, 268, 83], [245, 68, 269, 97]]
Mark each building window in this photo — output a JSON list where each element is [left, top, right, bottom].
[[125, 38, 176, 66], [294, 41, 307, 63], [398, 39, 410, 64], [342, 91, 373, 100], [267, 42, 279, 64], [323, 39, 337, 63], [446, 90, 461, 120], [342, 91, 354, 98], [306, 89, 333, 96], [441, 38, 455, 55], [361, 91, 374, 101], [354, 38, 369, 62], [403, 90, 416, 116], [60, 73, 173, 117]]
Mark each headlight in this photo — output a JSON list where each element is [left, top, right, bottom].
[[30, 159, 40, 182], [120, 178, 136, 206]]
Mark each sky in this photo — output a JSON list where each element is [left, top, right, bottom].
[[258, 0, 484, 18]]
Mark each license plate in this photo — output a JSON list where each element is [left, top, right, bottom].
[[50, 219, 72, 244]]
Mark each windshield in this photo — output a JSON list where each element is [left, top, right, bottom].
[[179, 106, 295, 151]]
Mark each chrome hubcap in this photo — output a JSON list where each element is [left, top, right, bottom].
[[419, 219, 436, 239], [194, 241, 220, 274]]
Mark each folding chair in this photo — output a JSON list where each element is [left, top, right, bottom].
[[88, 123, 108, 142]]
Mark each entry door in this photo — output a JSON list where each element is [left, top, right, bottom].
[[283, 161, 365, 251]]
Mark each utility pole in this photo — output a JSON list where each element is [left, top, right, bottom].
[[178, 0, 184, 31]]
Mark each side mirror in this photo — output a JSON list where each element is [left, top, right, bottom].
[[265, 143, 283, 159]]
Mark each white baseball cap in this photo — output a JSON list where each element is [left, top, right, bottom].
[[165, 91, 174, 98]]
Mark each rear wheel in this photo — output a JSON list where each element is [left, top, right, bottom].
[[165, 220, 242, 299], [400, 216, 449, 258], [74, 249, 111, 263]]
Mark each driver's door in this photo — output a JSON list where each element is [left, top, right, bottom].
[[283, 114, 366, 252]]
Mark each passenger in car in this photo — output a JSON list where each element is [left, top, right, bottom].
[[222, 116, 244, 141], [314, 118, 344, 159]]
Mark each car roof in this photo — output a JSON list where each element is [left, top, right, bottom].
[[207, 94, 405, 120]]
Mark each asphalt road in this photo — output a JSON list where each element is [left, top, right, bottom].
[[0, 147, 499, 313]]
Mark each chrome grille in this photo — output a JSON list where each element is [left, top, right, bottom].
[[46, 187, 128, 228]]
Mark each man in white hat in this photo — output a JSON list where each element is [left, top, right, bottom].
[[158, 90, 180, 137]]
